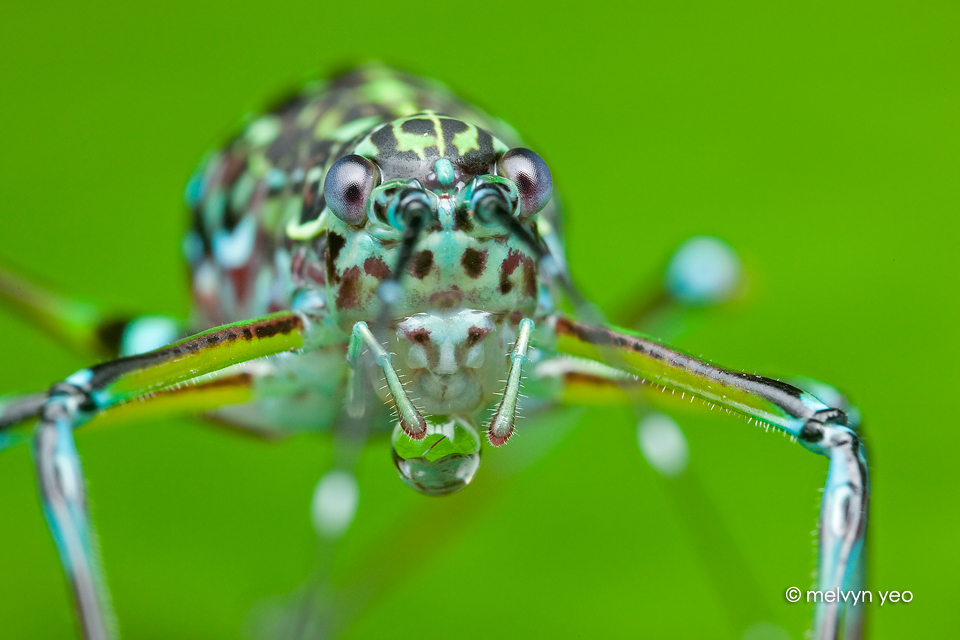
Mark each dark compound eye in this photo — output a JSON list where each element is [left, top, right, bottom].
[[324, 154, 380, 225], [497, 148, 552, 218]]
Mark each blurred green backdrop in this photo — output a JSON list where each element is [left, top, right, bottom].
[[0, 1, 956, 638]]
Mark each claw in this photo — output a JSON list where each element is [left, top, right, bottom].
[[401, 412, 428, 440]]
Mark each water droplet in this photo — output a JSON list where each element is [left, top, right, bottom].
[[391, 416, 481, 496]]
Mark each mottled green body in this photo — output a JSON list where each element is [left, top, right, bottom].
[[184, 64, 560, 333], [182, 64, 564, 427]]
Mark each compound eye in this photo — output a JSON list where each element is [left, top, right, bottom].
[[497, 148, 552, 217], [324, 155, 379, 225]]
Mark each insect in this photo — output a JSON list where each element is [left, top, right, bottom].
[[0, 64, 868, 640]]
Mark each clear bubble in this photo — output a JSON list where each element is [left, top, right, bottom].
[[391, 416, 481, 496]]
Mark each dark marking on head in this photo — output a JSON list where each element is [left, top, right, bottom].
[[466, 326, 488, 347], [363, 256, 391, 280], [522, 256, 538, 298], [461, 248, 487, 279], [370, 125, 420, 164], [405, 328, 431, 345], [440, 118, 468, 149], [409, 250, 434, 279], [401, 118, 438, 136], [499, 250, 523, 294], [460, 128, 496, 176], [368, 115, 502, 184], [326, 232, 346, 283], [454, 206, 473, 232], [335, 266, 362, 309], [429, 287, 464, 309]]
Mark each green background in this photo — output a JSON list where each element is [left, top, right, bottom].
[[0, 1, 956, 638]]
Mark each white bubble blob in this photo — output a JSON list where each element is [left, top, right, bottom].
[[310, 470, 359, 539], [377, 280, 402, 304], [665, 236, 742, 305], [637, 413, 689, 478], [120, 315, 180, 356]]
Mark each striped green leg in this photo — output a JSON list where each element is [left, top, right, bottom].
[[543, 314, 869, 640], [31, 311, 328, 640], [0, 261, 181, 437]]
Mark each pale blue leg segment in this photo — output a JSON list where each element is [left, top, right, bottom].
[[809, 419, 869, 640], [486, 318, 534, 446], [781, 380, 868, 638], [33, 389, 114, 640], [348, 321, 426, 439]]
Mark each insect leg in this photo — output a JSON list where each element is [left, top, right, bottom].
[[0, 261, 181, 360], [348, 321, 426, 439], [1, 391, 48, 430], [31, 310, 334, 640], [32, 376, 257, 640], [543, 314, 868, 640], [486, 318, 535, 446]]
